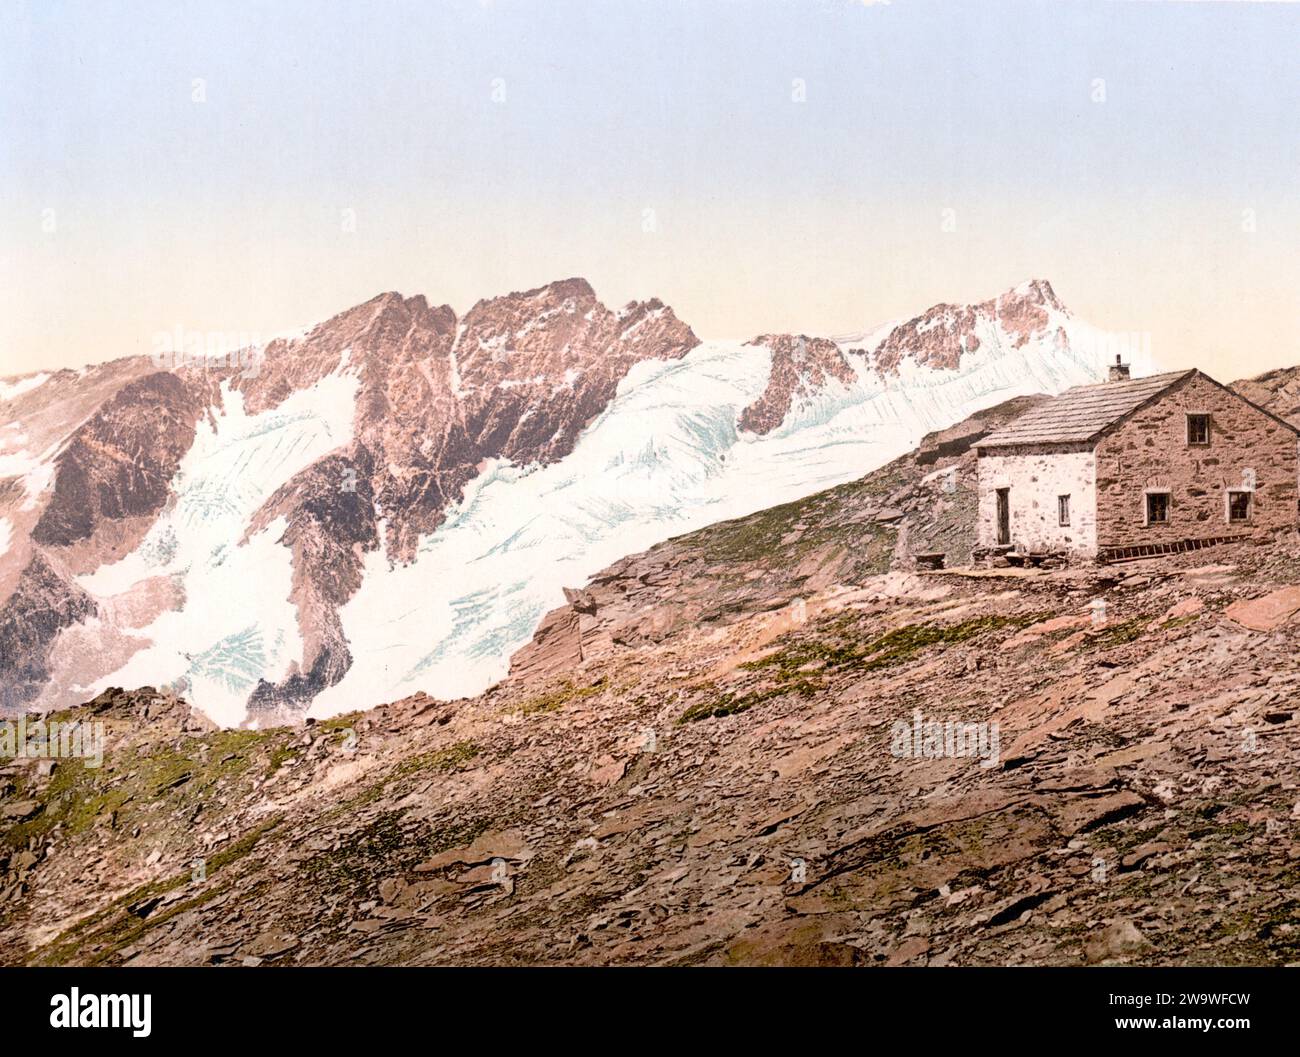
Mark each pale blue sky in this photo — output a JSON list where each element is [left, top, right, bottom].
[[3, 0, 1299, 376]]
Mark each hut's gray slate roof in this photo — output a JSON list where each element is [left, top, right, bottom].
[[978, 370, 1196, 449]]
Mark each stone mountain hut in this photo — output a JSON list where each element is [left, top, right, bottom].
[[975, 358, 1300, 561]]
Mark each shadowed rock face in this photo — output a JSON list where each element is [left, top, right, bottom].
[[0, 371, 197, 714], [31, 372, 202, 549], [738, 334, 859, 436], [0, 552, 97, 711], [242, 450, 379, 714]]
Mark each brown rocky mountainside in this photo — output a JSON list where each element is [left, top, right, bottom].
[[4, 390, 1300, 967], [872, 277, 1069, 374], [1232, 366, 1300, 429]]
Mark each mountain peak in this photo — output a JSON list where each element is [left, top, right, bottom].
[[1002, 278, 1066, 314], [516, 277, 597, 303], [868, 280, 1069, 374]]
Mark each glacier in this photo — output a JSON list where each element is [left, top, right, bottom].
[[76, 369, 361, 727]]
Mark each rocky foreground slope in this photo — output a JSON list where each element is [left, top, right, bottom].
[[3, 393, 1299, 967]]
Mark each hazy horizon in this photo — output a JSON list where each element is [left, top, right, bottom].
[[4, 0, 1299, 379]]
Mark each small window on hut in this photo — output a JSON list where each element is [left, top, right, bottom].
[[1227, 490, 1251, 522], [1187, 414, 1210, 445], [1058, 495, 1070, 526], [1145, 491, 1169, 524]]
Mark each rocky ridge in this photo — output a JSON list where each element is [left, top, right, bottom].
[[735, 279, 1072, 438]]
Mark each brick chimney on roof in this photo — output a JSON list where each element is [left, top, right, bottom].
[[1108, 354, 1131, 383]]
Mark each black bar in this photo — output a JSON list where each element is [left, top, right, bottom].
[[3, 966, 1292, 1044]]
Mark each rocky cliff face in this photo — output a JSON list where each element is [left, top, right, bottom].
[[31, 372, 202, 552], [231, 281, 700, 713], [0, 358, 184, 711], [0, 553, 98, 710], [738, 334, 860, 435], [237, 282, 699, 569]]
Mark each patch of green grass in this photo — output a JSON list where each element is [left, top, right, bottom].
[[517, 679, 605, 716], [678, 680, 820, 724], [391, 740, 480, 780], [679, 613, 1041, 725], [316, 711, 362, 732], [301, 812, 492, 899], [745, 612, 1041, 681], [310, 713, 365, 751], [1091, 617, 1150, 649], [265, 744, 298, 776], [669, 467, 900, 567], [692, 499, 814, 563], [2, 729, 278, 851], [327, 739, 484, 814]]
